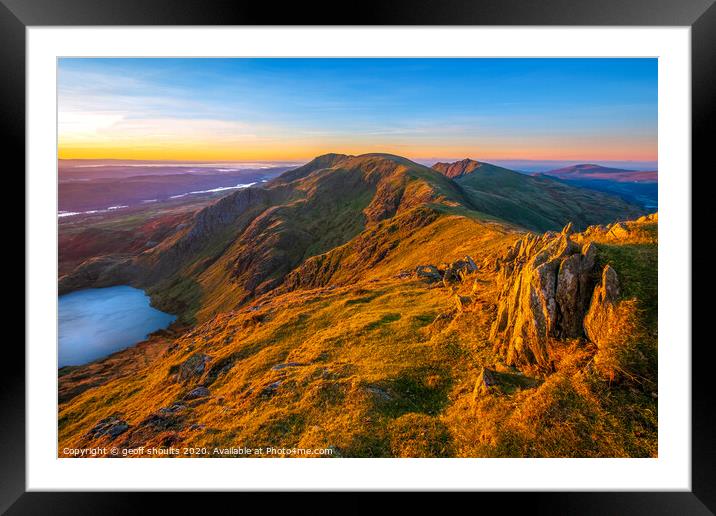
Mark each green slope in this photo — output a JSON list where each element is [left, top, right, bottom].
[[432, 159, 645, 232]]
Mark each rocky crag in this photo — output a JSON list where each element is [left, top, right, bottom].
[[489, 214, 656, 375], [489, 223, 600, 370], [411, 213, 656, 379]]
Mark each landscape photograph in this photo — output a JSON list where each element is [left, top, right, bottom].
[[57, 57, 658, 458]]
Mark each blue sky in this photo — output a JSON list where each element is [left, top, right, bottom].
[[58, 58, 658, 164]]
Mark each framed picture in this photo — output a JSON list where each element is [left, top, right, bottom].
[[6, 0, 714, 511]]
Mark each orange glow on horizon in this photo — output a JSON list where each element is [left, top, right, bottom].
[[58, 142, 657, 163]]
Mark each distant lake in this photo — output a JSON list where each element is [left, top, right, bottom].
[[58, 286, 176, 367]]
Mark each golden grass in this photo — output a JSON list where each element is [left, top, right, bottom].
[[58, 214, 658, 458]]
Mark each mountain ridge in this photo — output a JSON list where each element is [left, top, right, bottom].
[[59, 153, 645, 324], [431, 158, 644, 232], [540, 163, 657, 183]]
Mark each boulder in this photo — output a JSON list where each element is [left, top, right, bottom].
[[176, 353, 211, 382], [415, 265, 442, 283], [583, 265, 620, 346], [140, 404, 186, 430], [184, 386, 210, 400], [364, 385, 393, 401], [86, 415, 130, 440]]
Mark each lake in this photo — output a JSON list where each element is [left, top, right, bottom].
[[58, 286, 176, 367]]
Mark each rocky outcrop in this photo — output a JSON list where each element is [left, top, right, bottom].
[[415, 256, 477, 285], [432, 158, 485, 179], [637, 213, 658, 223], [138, 403, 186, 430], [578, 212, 658, 243], [583, 265, 621, 349], [490, 224, 599, 370]]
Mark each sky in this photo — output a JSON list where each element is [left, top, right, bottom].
[[58, 58, 658, 164]]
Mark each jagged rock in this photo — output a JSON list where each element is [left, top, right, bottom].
[[583, 265, 620, 346], [176, 353, 211, 382], [442, 258, 476, 286], [490, 229, 600, 369], [157, 403, 186, 414], [636, 212, 658, 224], [479, 367, 499, 387], [608, 222, 630, 239], [556, 242, 597, 337], [417, 257, 477, 286], [86, 415, 129, 440], [583, 265, 648, 383]]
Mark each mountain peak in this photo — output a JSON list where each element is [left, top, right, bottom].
[[431, 158, 486, 179]]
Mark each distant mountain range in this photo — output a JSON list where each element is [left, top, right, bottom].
[[538, 163, 657, 183], [58, 165, 294, 213], [524, 163, 658, 210]]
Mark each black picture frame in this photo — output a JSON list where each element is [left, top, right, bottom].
[[4, 0, 714, 512]]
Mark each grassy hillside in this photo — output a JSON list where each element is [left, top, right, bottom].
[[137, 154, 475, 323], [58, 154, 657, 457], [58, 214, 657, 457], [432, 159, 644, 232]]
